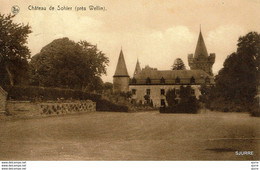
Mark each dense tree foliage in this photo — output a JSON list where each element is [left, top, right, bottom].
[[85, 76, 104, 93], [199, 84, 214, 107], [29, 37, 109, 91], [103, 82, 113, 92], [0, 14, 32, 86], [163, 86, 199, 113], [207, 32, 260, 112], [166, 88, 177, 107], [172, 58, 186, 70]]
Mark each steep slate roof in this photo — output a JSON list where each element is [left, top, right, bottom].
[[133, 59, 141, 76], [114, 49, 129, 77], [132, 66, 213, 84], [194, 30, 208, 58], [134, 69, 210, 79]]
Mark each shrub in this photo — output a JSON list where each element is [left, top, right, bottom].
[[96, 99, 128, 112], [4, 85, 102, 101], [161, 86, 200, 114], [207, 96, 250, 112], [160, 98, 199, 114], [250, 98, 260, 117]]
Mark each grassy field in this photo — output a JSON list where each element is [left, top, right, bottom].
[[0, 110, 259, 160]]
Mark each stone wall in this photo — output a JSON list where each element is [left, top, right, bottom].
[[6, 100, 96, 116]]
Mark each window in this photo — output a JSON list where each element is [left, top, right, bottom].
[[161, 89, 165, 95], [132, 89, 136, 95], [175, 89, 180, 95], [175, 77, 180, 84], [205, 77, 210, 84], [160, 77, 165, 84], [132, 78, 137, 84], [161, 99, 165, 107], [131, 99, 136, 104], [146, 77, 151, 84], [146, 89, 151, 95], [190, 76, 195, 84]]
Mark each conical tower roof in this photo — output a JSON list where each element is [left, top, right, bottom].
[[133, 59, 141, 76], [114, 49, 129, 77], [194, 30, 208, 58]]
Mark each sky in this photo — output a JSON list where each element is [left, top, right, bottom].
[[1, 0, 260, 82]]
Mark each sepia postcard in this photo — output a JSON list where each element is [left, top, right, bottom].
[[0, 0, 259, 169]]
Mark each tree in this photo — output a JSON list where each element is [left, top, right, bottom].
[[172, 58, 186, 70], [199, 84, 214, 106], [85, 76, 104, 93], [103, 82, 113, 91], [209, 32, 260, 111], [0, 14, 32, 86], [166, 88, 177, 107], [29, 37, 109, 90], [164, 86, 199, 113]]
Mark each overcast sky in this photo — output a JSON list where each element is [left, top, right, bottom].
[[1, 0, 260, 82]]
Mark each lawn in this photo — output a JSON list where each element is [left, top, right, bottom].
[[0, 110, 259, 160]]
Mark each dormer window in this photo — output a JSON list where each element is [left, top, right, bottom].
[[146, 77, 151, 84], [160, 77, 165, 84], [190, 76, 195, 84], [175, 77, 180, 84]]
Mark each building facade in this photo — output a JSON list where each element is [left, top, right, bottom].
[[113, 30, 215, 107]]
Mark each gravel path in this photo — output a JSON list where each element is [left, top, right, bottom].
[[0, 110, 259, 160]]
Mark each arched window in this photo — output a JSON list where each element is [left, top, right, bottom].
[[160, 77, 165, 84], [190, 76, 195, 84], [205, 77, 210, 84], [175, 77, 180, 84], [146, 77, 151, 84], [132, 78, 136, 84]]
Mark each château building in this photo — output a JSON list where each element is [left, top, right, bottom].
[[113, 30, 215, 107]]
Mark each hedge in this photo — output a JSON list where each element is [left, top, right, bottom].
[[159, 105, 198, 114], [4, 85, 101, 101], [96, 99, 128, 112], [3, 86, 129, 112], [160, 97, 200, 114], [250, 98, 260, 117]]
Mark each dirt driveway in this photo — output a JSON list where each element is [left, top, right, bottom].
[[0, 110, 259, 160]]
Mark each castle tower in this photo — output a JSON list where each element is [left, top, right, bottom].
[[133, 59, 141, 77], [113, 49, 129, 93], [188, 29, 215, 75]]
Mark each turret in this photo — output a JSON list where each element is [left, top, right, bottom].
[[133, 59, 141, 77], [188, 28, 215, 75], [113, 49, 129, 93]]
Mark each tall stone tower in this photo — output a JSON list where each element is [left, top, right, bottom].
[[113, 49, 129, 93], [188, 29, 215, 75]]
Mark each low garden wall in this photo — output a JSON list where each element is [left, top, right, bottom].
[[6, 100, 96, 116]]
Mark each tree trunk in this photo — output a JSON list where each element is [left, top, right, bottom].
[[5, 65, 14, 86]]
